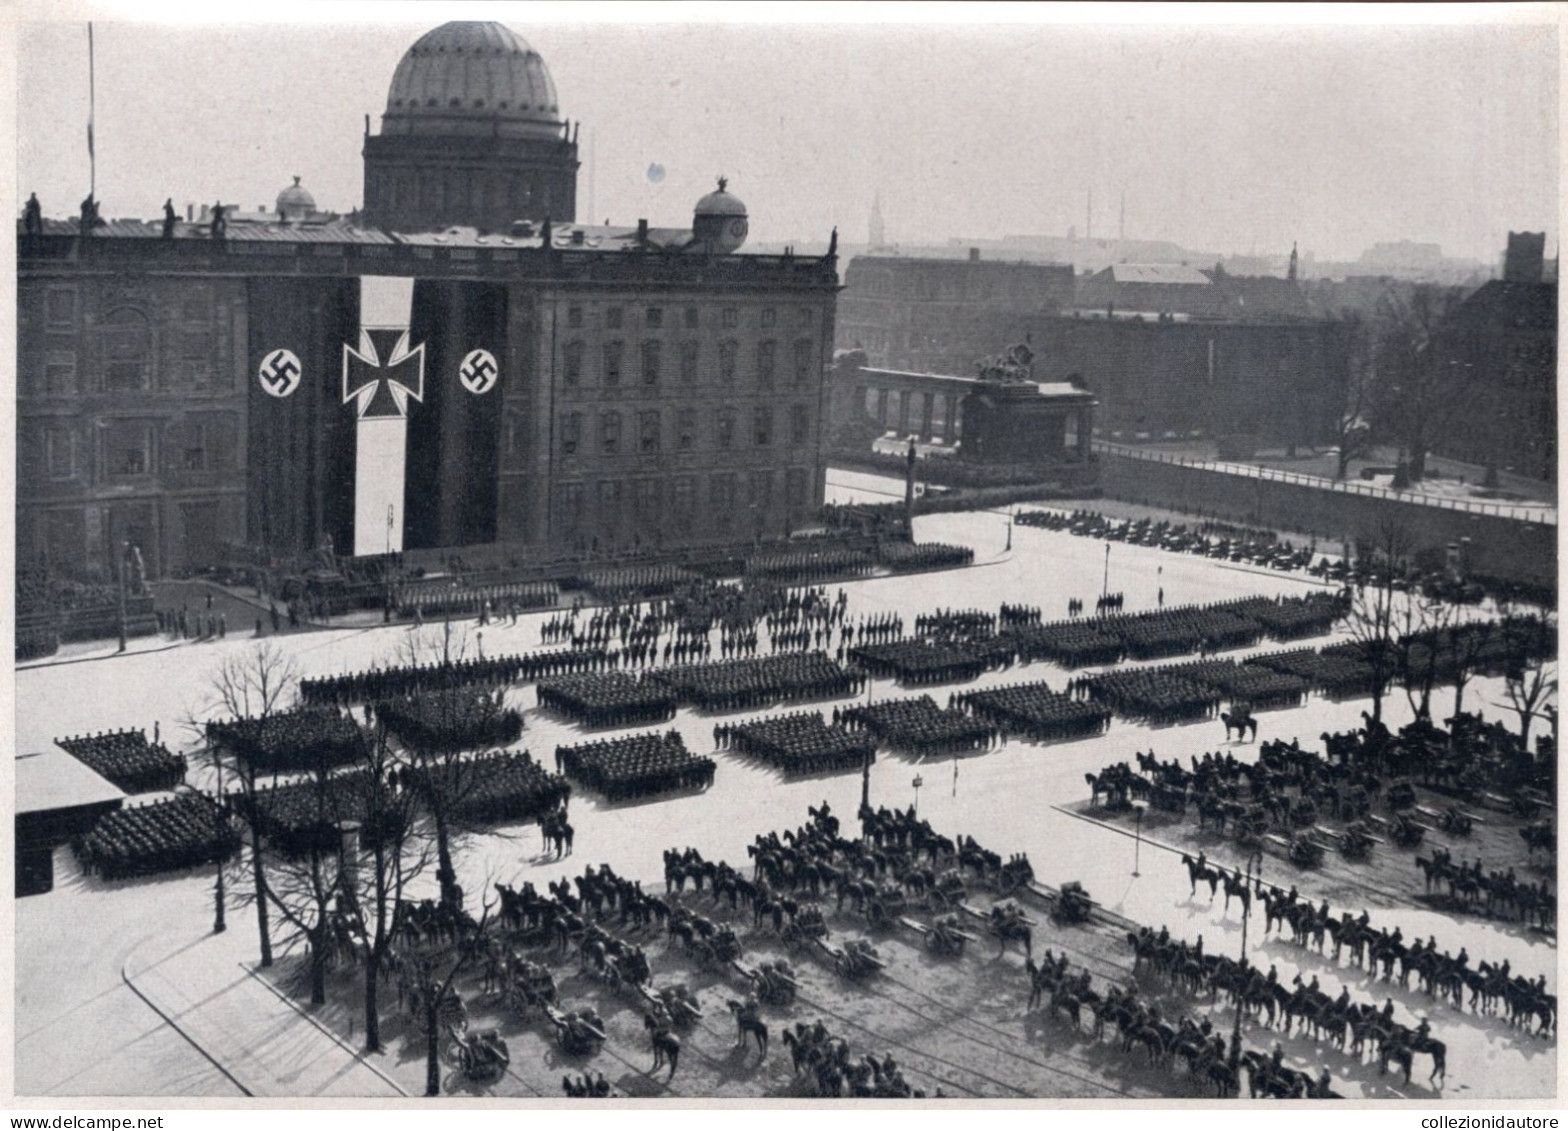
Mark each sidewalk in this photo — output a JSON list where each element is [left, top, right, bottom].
[[122, 932, 406, 1098]]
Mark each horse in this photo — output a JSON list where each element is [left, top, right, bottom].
[[643, 1014, 680, 1082], [1221, 710, 1258, 743], [726, 999, 769, 1057], [1181, 853, 1219, 900]]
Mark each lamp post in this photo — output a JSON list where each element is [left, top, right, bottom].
[[116, 540, 129, 653], [1131, 800, 1146, 877], [912, 774, 924, 817], [1102, 542, 1111, 600], [1229, 850, 1263, 1072], [859, 672, 873, 816]]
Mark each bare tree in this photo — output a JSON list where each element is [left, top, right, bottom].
[[1372, 284, 1471, 481], [341, 723, 433, 1052], [1394, 595, 1453, 722], [187, 641, 301, 968], [1332, 311, 1378, 481], [1498, 604, 1558, 755], [410, 886, 497, 1096], [385, 623, 521, 911], [1344, 520, 1416, 726], [1441, 618, 1495, 724]]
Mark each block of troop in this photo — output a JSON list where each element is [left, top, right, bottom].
[[17, 20, 838, 584]]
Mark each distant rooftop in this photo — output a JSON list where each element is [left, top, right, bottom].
[[1092, 263, 1212, 285]]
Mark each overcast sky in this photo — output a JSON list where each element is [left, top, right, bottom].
[[12, 3, 1561, 263]]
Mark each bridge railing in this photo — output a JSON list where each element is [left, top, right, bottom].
[[1091, 440, 1557, 526]]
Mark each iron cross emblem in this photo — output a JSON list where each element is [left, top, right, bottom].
[[343, 328, 425, 419]]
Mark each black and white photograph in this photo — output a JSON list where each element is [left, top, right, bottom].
[[8, 1, 1560, 1109]]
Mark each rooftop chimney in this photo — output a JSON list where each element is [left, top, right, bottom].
[[969, 247, 981, 262], [637, 218, 648, 247], [1504, 231, 1546, 283]]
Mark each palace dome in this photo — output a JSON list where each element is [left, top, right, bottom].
[[275, 177, 315, 221], [381, 21, 564, 140]]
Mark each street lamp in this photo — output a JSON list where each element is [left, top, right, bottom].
[[1131, 800, 1147, 877], [1102, 542, 1111, 600], [912, 774, 924, 817], [1229, 850, 1264, 1072]]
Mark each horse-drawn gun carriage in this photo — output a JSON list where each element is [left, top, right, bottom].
[[926, 869, 968, 911], [818, 936, 886, 979], [1386, 812, 1429, 849], [734, 959, 799, 1006], [442, 1022, 510, 1084], [1288, 836, 1327, 869], [501, 959, 558, 1018], [996, 855, 1036, 897], [636, 982, 705, 1028], [865, 885, 908, 931], [1435, 806, 1478, 839], [1338, 821, 1377, 862], [689, 925, 743, 969], [1050, 882, 1094, 925], [781, 905, 829, 950], [902, 913, 977, 957], [546, 1005, 608, 1056]]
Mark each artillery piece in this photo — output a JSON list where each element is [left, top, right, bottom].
[[1050, 882, 1093, 925], [636, 982, 704, 1028], [781, 905, 829, 951], [733, 959, 799, 1006], [546, 1005, 608, 1057], [442, 1022, 510, 1084], [902, 913, 976, 957], [816, 936, 886, 980]]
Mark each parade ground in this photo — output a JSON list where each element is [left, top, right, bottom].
[[14, 472, 1557, 1100]]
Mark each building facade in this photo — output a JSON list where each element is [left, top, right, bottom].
[[16, 20, 839, 582], [1431, 234, 1556, 481], [835, 252, 1075, 376]]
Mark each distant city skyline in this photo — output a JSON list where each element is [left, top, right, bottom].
[[15, 5, 1559, 264]]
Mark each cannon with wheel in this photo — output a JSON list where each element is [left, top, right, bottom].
[[1339, 822, 1376, 861], [1288, 836, 1327, 869], [780, 906, 829, 951], [996, 855, 1035, 897], [865, 885, 907, 931], [637, 982, 704, 1028], [689, 925, 742, 969], [903, 913, 976, 957], [546, 1005, 608, 1056], [443, 1023, 509, 1083], [733, 959, 798, 1006], [1388, 813, 1428, 849], [1051, 882, 1093, 925], [503, 961, 557, 1018], [926, 869, 968, 912], [821, 936, 885, 980]]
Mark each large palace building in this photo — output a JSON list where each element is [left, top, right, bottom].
[[17, 22, 839, 582]]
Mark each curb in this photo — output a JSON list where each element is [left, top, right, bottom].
[[239, 963, 410, 1097], [119, 956, 254, 1097]]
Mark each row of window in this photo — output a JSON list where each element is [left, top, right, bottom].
[[556, 468, 814, 527], [559, 403, 812, 456], [32, 287, 219, 332], [34, 418, 236, 481], [566, 304, 814, 333], [562, 337, 817, 387]]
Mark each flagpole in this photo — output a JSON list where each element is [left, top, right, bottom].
[[87, 22, 96, 198]]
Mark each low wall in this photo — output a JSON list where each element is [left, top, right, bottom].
[[1099, 453, 1556, 588]]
